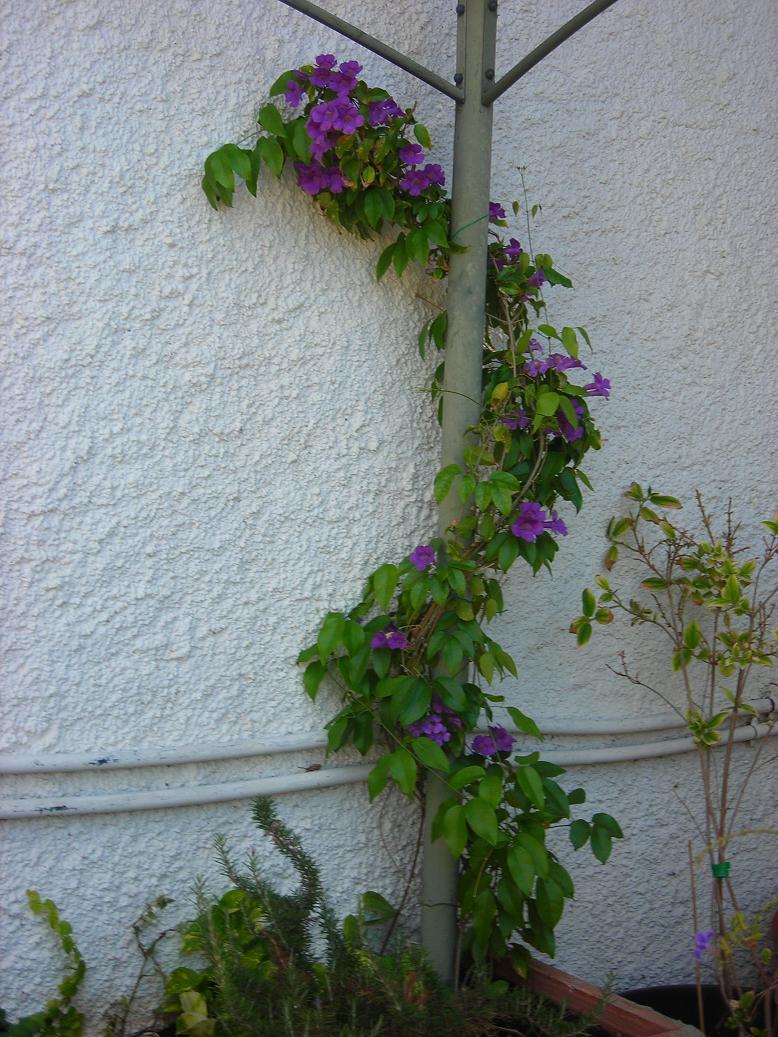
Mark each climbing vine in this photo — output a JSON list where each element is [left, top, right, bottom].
[[203, 54, 622, 970]]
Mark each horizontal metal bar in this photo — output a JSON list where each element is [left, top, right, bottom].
[[483, 0, 621, 105], [277, 0, 463, 102]]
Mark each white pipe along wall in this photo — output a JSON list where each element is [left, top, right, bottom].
[[1, 0, 776, 1032]]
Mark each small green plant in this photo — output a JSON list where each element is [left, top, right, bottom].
[[573, 486, 778, 1035], [2, 892, 85, 1037], [161, 796, 603, 1037]]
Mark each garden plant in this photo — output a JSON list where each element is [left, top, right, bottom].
[[201, 54, 622, 971], [572, 487, 778, 1035]]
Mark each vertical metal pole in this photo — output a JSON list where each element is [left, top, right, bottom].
[[420, 0, 497, 984]]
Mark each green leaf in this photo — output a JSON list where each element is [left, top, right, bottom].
[[258, 136, 284, 176], [442, 637, 464, 674], [683, 620, 702, 650], [317, 612, 345, 660], [442, 804, 468, 857], [411, 736, 450, 772], [303, 660, 327, 700], [477, 652, 495, 683], [582, 588, 596, 618], [434, 676, 467, 711], [373, 564, 399, 610], [291, 119, 312, 161], [464, 798, 498, 845], [269, 69, 299, 96], [388, 749, 417, 796], [434, 463, 461, 503], [506, 845, 535, 895], [478, 771, 503, 807], [576, 621, 592, 646], [569, 819, 591, 850], [507, 706, 543, 740], [258, 103, 285, 136], [449, 765, 485, 790], [204, 148, 234, 191], [590, 826, 613, 863], [517, 832, 549, 877], [363, 188, 385, 229], [342, 620, 366, 654], [516, 766, 545, 808], [392, 235, 409, 276], [560, 326, 579, 359], [362, 890, 396, 921], [648, 494, 682, 509], [376, 243, 395, 280], [414, 123, 432, 149], [367, 757, 391, 800], [592, 812, 623, 838], [536, 390, 560, 417], [535, 877, 565, 927]]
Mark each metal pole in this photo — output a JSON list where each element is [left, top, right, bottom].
[[277, 0, 464, 101], [483, 0, 620, 104], [420, 0, 498, 985]]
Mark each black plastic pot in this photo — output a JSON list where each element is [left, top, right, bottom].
[[620, 984, 727, 1035]]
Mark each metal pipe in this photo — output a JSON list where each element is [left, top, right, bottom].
[[2, 700, 773, 774], [419, 0, 499, 984], [2, 723, 774, 821], [276, 0, 463, 102], [483, 0, 621, 105]]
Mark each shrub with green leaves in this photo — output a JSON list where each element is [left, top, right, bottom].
[[203, 54, 622, 968]]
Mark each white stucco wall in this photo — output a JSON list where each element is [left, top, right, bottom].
[[1, 0, 776, 1030]]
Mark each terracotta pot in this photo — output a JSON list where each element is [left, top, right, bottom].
[[496, 959, 689, 1037]]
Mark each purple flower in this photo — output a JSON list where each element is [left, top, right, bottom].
[[399, 142, 425, 165], [471, 725, 515, 756], [557, 399, 585, 442], [511, 501, 547, 542], [547, 352, 586, 373], [527, 338, 542, 353], [339, 60, 363, 78], [527, 268, 546, 288], [501, 408, 530, 431], [489, 202, 506, 221], [284, 78, 304, 108], [386, 630, 409, 650], [694, 930, 715, 961], [505, 238, 523, 262], [423, 163, 445, 187], [295, 160, 325, 195], [409, 544, 436, 570], [585, 372, 611, 398], [335, 105, 364, 134], [407, 714, 451, 746], [523, 357, 551, 377], [323, 165, 346, 193], [315, 54, 338, 69], [399, 168, 431, 196], [371, 625, 409, 650], [368, 97, 405, 126], [544, 509, 568, 537]]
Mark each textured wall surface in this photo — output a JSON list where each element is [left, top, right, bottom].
[[1, 0, 776, 1030]]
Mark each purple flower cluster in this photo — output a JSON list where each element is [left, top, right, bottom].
[[493, 237, 523, 271], [409, 544, 436, 571], [305, 98, 365, 159], [585, 372, 611, 398], [694, 930, 714, 961], [399, 163, 445, 197], [501, 407, 530, 431], [371, 625, 409, 651], [527, 268, 546, 288], [286, 54, 363, 107], [523, 353, 586, 378], [557, 399, 585, 442], [294, 160, 346, 195], [471, 725, 515, 756], [368, 97, 405, 126], [511, 501, 568, 542], [489, 201, 507, 221], [407, 697, 463, 746]]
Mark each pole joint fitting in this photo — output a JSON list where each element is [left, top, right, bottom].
[[484, 67, 495, 80], [453, 72, 464, 85], [487, 0, 497, 10], [455, 2, 465, 13]]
